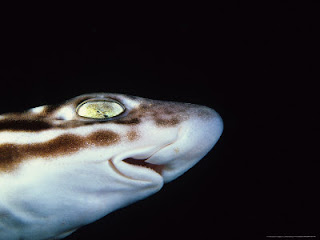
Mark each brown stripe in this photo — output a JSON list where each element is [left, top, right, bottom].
[[0, 119, 119, 132], [0, 119, 53, 132], [113, 118, 140, 125], [0, 130, 120, 172]]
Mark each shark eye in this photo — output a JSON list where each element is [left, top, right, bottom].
[[76, 99, 125, 119]]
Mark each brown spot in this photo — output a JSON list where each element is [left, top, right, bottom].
[[88, 131, 120, 146], [127, 131, 139, 141], [0, 130, 120, 172]]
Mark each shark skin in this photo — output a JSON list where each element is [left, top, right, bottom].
[[0, 93, 223, 240]]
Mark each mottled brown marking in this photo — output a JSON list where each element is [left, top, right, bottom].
[[155, 117, 181, 127], [127, 131, 139, 141], [0, 95, 194, 131], [139, 104, 152, 110], [111, 101, 189, 127], [164, 109, 174, 115], [0, 130, 120, 172], [196, 107, 214, 119], [88, 131, 120, 146]]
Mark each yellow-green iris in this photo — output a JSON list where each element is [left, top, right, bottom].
[[76, 99, 125, 119]]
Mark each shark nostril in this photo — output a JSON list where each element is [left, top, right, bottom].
[[123, 158, 164, 175]]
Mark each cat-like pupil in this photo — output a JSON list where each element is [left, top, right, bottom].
[[97, 110, 108, 118]]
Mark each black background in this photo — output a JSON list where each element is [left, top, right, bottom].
[[0, 2, 318, 240]]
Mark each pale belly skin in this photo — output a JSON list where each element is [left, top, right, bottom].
[[0, 93, 223, 239]]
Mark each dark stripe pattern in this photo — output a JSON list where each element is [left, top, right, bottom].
[[0, 130, 120, 171]]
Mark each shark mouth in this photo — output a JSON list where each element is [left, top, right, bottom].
[[123, 158, 164, 175], [108, 140, 178, 182]]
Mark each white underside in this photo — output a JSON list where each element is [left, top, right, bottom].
[[0, 98, 223, 240]]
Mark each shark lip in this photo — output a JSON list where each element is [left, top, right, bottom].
[[109, 138, 178, 182], [123, 158, 164, 175]]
